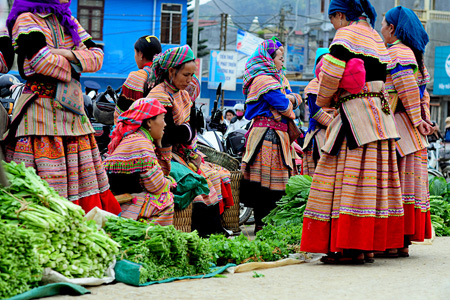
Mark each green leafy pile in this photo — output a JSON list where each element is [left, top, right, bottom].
[[429, 176, 450, 236], [104, 216, 211, 284], [0, 223, 43, 299], [0, 161, 120, 287], [263, 175, 312, 226], [209, 223, 303, 266]]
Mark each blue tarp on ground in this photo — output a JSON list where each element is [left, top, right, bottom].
[[8, 283, 90, 300], [115, 259, 235, 287]]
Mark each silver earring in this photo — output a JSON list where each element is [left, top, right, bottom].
[[340, 20, 342, 26], [170, 77, 173, 85], [390, 32, 392, 38]]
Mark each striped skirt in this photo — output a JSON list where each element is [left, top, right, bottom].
[[300, 139, 405, 254], [302, 150, 316, 177], [5, 134, 121, 215], [398, 148, 432, 242], [242, 128, 290, 191]]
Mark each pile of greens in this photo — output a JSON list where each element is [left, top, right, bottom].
[[263, 175, 312, 226], [0, 223, 43, 299], [209, 223, 303, 265], [104, 216, 211, 284], [0, 161, 120, 297], [429, 176, 450, 236]]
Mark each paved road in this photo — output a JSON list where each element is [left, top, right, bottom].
[[49, 235, 450, 300]]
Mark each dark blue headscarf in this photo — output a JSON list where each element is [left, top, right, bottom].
[[385, 6, 429, 53], [328, 0, 377, 28]]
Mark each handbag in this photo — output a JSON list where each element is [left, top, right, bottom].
[[287, 119, 302, 144], [45, 18, 84, 115], [55, 78, 84, 115]]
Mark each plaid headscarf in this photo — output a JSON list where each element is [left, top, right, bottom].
[[108, 98, 167, 154], [243, 39, 282, 97], [150, 45, 196, 87]]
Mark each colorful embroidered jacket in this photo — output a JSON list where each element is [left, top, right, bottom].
[[103, 128, 174, 216], [114, 65, 153, 124], [243, 75, 298, 170], [0, 27, 14, 73], [302, 78, 335, 151], [386, 41, 430, 156], [317, 19, 399, 154], [147, 81, 196, 149], [7, 12, 104, 138]]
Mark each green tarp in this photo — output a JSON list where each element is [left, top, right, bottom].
[[115, 259, 235, 286], [7, 283, 90, 300]]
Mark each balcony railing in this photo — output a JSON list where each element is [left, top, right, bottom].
[[413, 9, 450, 23]]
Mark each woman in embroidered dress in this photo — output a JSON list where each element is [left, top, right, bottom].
[[379, 6, 433, 257], [240, 39, 301, 234], [302, 48, 335, 177], [147, 45, 233, 236], [104, 98, 175, 224], [114, 35, 162, 124], [4, 0, 121, 215], [300, 0, 405, 264], [0, 27, 14, 74]]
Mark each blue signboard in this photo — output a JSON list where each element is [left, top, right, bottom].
[[286, 43, 304, 72], [434, 46, 450, 95], [208, 50, 237, 91]]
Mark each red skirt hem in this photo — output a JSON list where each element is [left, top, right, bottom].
[[300, 214, 404, 253], [73, 189, 121, 215]]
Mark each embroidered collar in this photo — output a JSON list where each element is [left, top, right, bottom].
[[387, 39, 401, 48], [164, 79, 179, 93], [138, 127, 154, 142]]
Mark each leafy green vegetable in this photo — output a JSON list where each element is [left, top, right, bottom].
[[252, 271, 264, 278], [0, 222, 43, 299], [104, 216, 211, 283], [0, 161, 120, 295], [263, 175, 312, 226]]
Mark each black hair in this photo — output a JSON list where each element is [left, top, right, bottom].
[[270, 49, 278, 59], [134, 36, 162, 62], [225, 109, 235, 116]]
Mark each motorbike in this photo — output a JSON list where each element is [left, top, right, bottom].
[[196, 83, 253, 225], [428, 129, 450, 180]]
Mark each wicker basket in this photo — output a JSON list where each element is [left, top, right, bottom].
[[173, 202, 193, 232], [197, 144, 242, 233]]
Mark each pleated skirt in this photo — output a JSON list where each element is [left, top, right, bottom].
[[300, 139, 405, 253]]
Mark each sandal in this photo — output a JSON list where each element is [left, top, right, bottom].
[[320, 252, 365, 265], [373, 249, 399, 258], [398, 247, 409, 257], [364, 252, 375, 263]]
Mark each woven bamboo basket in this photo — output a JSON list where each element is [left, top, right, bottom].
[[197, 144, 242, 233], [173, 202, 193, 233]]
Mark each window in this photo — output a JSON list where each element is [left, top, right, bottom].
[[161, 3, 182, 44], [78, 0, 105, 40]]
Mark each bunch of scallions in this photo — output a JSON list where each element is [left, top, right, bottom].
[[0, 161, 120, 298]]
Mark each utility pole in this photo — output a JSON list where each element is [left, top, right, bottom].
[[219, 13, 228, 51], [278, 8, 286, 45], [304, 0, 310, 70], [192, 0, 200, 57], [219, 13, 228, 107]]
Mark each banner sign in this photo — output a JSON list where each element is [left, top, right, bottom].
[[208, 50, 237, 91], [236, 29, 264, 56], [286, 43, 304, 72]]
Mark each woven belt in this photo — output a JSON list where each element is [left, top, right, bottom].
[[335, 92, 391, 115], [253, 116, 288, 132]]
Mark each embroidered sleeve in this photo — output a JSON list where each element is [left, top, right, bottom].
[[316, 54, 346, 108], [71, 47, 104, 73], [421, 88, 431, 121], [313, 109, 333, 127], [140, 163, 172, 195], [390, 64, 422, 127], [155, 146, 172, 176], [262, 89, 295, 119], [13, 14, 72, 81]]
